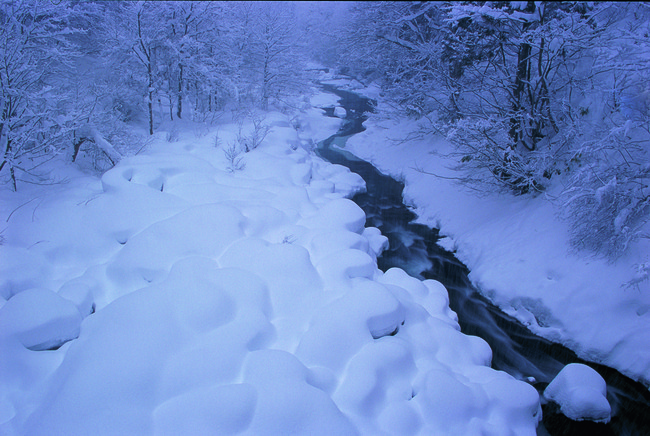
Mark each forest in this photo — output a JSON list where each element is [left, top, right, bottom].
[[2, 1, 648, 259]]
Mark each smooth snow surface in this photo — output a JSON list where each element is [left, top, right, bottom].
[[0, 105, 540, 435], [342, 87, 650, 387], [543, 363, 611, 423]]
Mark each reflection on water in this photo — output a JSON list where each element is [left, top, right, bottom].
[[315, 83, 650, 435]]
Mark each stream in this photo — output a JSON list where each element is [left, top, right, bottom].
[[314, 82, 650, 436]]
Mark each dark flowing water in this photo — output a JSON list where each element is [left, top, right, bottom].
[[314, 83, 650, 436]]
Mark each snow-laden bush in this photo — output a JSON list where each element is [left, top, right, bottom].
[[561, 131, 650, 259], [557, 2, 650, 259], [443, 117, 552, 195]]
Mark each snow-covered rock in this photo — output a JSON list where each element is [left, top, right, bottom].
[[299, 198, 367, 234], [334, 106, 347, 118], [362, 226, 389, 258], [543, 363, 611, 423], [0, 288, 82, 351], [310, 92, 340, 108]]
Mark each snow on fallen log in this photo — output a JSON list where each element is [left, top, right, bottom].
[[89, 128, 122, 165], [72, 125, 122, 166]]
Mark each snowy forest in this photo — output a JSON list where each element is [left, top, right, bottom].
[[2, 1, 649, 258], [0, 1, 314, 183], [1, 1, 650, 435], [336, 2, 650, 260]]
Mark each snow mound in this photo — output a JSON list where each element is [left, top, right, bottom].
[[106, 203, 246, 298], [363, 227, 389, 258], [543, 363, 611, 423], [299, 198, 367, 234], [292, 91, 345, 145], [0, 288, 82, 351], [310, 92, 341, 108], [1, 113, 541, 435], [57, 279, 96, 317]]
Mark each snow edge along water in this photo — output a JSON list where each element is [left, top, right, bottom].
[[335, 78, 650, 390]]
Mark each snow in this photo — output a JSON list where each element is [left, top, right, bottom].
[[362, 226, 390, 260], [0, 105, 541, 434], [342, 92, 650, 387], [293, 92, 344, 147], [543, 363, 611, 423], [309, 92, 341, 108], [298, 197, 367, 234], [0, 288, 82, 351]]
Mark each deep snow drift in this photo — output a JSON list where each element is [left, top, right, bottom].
[[335, 79, 650, 388], [0, 103, 541, 434]]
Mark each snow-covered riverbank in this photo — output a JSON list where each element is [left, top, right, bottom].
[[337, 82, 650, 388], [0, 106, 542, 434]]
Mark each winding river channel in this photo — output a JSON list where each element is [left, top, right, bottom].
[[315, 83, 650, 436]]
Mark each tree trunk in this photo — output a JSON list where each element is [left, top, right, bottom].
[[177, 64, 183, 119], [510, 41, 532, 149], [72, 134, 87, 162], [148, 62, 154, 135], [261, 74, 269, 111], [0, 125, 7, 174], [10, 165, 16, 191], [509, 1, 538, 151], [2, 136, 16, 191], [0, 157, 13, 191], [136, 8, 154, 135], [261, 45, 270, 111]]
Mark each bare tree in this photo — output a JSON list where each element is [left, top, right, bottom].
[[232, 1, 309, 110], [99, 2, 172, 136]]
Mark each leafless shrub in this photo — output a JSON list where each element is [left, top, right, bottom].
[[224, 142, 245, 173], [237, 115, 272, 153]]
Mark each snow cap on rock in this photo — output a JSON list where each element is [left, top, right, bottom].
[[0, 288, 82, 351], [543, 363, 611, 423]]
